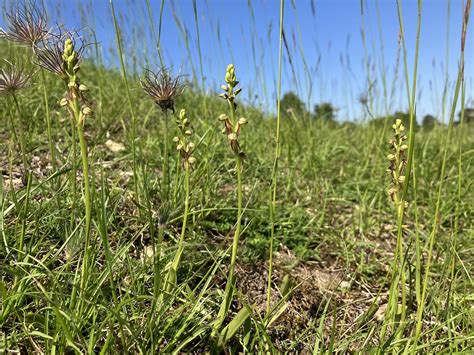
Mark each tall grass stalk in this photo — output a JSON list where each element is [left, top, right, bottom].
[[441, 0, 451, 123], [414, 0, 471, 344], [446, 79, 465, 353], [371, 0, 396, 178], [192, 0, 205, 92], [109, 0, 141, 209], [266, 0, 285, 314], [145, 0, 165, 67], [171, 5, 197, 87]]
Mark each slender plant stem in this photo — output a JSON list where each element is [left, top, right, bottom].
[[12, 94, 28, 177], [222, 155, 242, 306], [227, 97, 243, 295], [267, 0, 285, 314], [173, 152, 180, 207], [381, 0, 422, 343], [40, 70, 56, 172], [399, 0, 422, 202], [172, 164, 190, 271], [216, 96, 243, 332], [415, 25, 468, 348], [163, 110, 170, 201], [18, 172, 32, 254], [193, 0, 205, 92], [446, 79, 465, 354], [414, 0, 471, 346], [69, 96, 92, 312], [110, 0, 140, 210], [77, 125, 92, 242], [70, 113, 78, 232], [145, 0, 165, 67]]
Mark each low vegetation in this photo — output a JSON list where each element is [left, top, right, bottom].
[[0, 0, 473, 353]]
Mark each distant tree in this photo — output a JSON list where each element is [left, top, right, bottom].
[[422, 114, 437, 130], [314, 102, 336, 121], [281, 91, 306, 119], [457, 107, 474, 124]]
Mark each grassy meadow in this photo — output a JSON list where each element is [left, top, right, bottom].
[[0, 0, 473, 353]]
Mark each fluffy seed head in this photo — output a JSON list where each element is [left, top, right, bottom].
[[0, 61, 34, 95], [0, 1, 49, 46], [140, 67, 185, 114]]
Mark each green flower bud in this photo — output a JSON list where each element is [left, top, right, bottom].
[[225, 64, 236, 85], [187, 156, 197, 165], [218, 114, 228, 121], [185, 129, 192, 136], [64, 38, 74, 57], [173, 136, 179, 142], [400, 144, 408, 151], [179, 109, 186, 120], [387, 154, 395, 161], [227, 133, 237, 141], [79, 84, 88, 92], [398, 176, 405, 183]]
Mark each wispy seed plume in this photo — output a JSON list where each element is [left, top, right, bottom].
[[140, 67, 185, 113], [0, 61, 34, 95], [0, 0, 49, 46]]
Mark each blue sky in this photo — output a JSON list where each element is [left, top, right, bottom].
[[1, 0, 472, 121]]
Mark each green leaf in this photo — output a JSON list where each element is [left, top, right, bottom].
[[220, 306, 252, 344]]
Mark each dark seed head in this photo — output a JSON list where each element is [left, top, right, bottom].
[[140, 68, 186, 114]]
